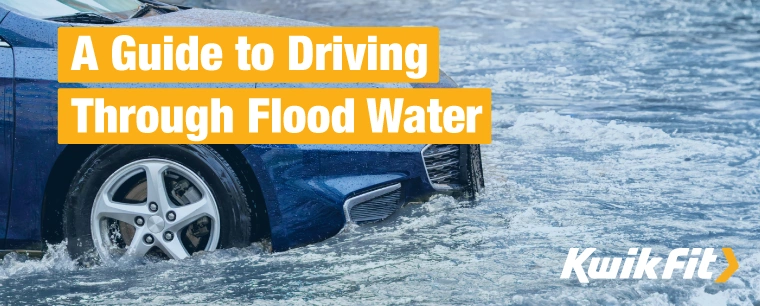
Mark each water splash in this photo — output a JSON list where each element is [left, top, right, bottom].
[[0, 242, 77, 279]]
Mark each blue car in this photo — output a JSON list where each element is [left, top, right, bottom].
[[0, 0, 483, 263]]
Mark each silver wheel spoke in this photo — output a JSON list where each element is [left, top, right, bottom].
[[126, 228, 152, 258], [166, 198, 216, 232], [141, 161, 171, 212], [95, 194, 148, 225], [159, 237, 190, 260]]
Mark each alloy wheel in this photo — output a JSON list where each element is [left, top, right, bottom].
[[90, 159, 220, 261]]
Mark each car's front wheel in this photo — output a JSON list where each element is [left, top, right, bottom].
[[64, 145, 251, 265]]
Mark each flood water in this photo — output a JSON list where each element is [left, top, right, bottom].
[[2, 0, 760, 304]]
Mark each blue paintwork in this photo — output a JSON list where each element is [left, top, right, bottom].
[[0, 9, 446, 252], [0, 34, 11, 250], [241, 145, 432, 250]]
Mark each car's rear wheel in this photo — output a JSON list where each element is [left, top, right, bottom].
[[64, 145, 251, 265]]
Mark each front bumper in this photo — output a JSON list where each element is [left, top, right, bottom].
[[342, 144, 484, 224], [242, 144, 484, 251], [343, 145, 484, 223]]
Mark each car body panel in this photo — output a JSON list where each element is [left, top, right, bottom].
[[241, 145, 432, 251], [6, 50, 58, 249], [0, 34, 12, 248], [0, 8, 465, 252], [0, 13, 60, 249]]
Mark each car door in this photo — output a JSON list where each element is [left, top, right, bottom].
[[0, 33, 13, 249]]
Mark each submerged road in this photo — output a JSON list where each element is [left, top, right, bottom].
[[2, 0, 759, 304]]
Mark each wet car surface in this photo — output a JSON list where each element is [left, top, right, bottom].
[[2, 0, 759, 304]]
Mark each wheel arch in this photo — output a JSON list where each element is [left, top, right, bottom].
[[41, 144, 271, 247], [41, 145, 100, 245], [208, 145, 272, 243]]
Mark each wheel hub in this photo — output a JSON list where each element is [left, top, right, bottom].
[[147, 215, 165, 233]]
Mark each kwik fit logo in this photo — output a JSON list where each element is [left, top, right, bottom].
[[561, 248, 738, 283]]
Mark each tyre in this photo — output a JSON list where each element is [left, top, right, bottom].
[[64, 145, 251, 264]]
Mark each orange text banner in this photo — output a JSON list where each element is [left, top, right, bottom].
[[58, 27, 439, 83], [58, 88, 491, 144]]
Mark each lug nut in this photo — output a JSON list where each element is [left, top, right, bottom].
[[135, 216, 145, 226], [164, 231, 174, 241], [143, 234, 154, 244], [166, 211, 176, 222], [149, 202, 158, 212]]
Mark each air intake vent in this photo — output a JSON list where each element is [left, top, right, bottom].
[[350, 189, 402, 223], [423, 144, 461, 187], [344, 184, 402, 224]]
